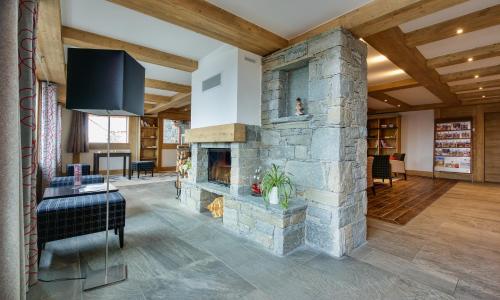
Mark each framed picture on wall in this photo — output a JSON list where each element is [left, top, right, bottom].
[[433, 118, 473, 174]]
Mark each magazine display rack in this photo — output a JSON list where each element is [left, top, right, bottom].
[[434, 118, 472, 174]]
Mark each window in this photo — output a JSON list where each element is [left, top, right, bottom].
[[88, 115, 128, 143], [162, 119, 180, 144], [162, 120, 190, 144]]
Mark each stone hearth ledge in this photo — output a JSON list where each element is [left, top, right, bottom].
[[180, 180, 307, 256]]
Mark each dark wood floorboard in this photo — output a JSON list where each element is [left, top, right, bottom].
[[367, 176, 457, 225]]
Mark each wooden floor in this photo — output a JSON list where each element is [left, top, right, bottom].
[[353, 182, 500, 299], [367, 175, 456, 225]]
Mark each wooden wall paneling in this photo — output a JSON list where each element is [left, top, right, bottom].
[[484, 112, 500, 182]]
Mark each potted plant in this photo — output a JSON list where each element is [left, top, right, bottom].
[[261, 164, 293, 209], [179, 158, 191, 178]]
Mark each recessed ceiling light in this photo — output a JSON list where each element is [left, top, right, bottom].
[[479, 87, 483, 90], [456, 28, 463, 34], [467, 57, 473, 62], [474, 75, 479, 79], [384, 99, 388, 102], [397, 104, 401, 107], [482, 95, 486, 98]]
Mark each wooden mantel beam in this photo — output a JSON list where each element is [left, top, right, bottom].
[[107, 0, 288, 56], [37, 0, 66, 86], [365, 27, 459, 105], [405, 5, 500, 47], [62, 26, 198, 72]]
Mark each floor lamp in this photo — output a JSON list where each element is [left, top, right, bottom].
[[65, 48, 145, 291]]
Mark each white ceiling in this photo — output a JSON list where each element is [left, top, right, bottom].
[[416, 25, 500, 59], [368, 97, 395, 110], [399, 0, 499, 33], [367, 45, 410, 85], [61, 0, 225, 89], [207, 0, 372, 39]]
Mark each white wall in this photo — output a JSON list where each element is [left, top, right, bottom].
[[191, 45, 261, 128], [400, 110, 434, 172], [191, 45, 238, 128], [161, 149, 177, 167], [236, 49, 261, 126]]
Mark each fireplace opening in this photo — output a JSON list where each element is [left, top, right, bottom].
[[208, 148, 231, 186]]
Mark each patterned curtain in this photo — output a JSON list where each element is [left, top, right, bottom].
[[19, 0, 39, 289], [40, 82, 62, 188], [67, 110, 89, 154]]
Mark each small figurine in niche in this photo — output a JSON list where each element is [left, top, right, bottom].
[[295, 97, 305, 116]]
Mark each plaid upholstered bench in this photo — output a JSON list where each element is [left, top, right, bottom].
[[49, 175, 105, 187], [66, 163, 91, 176], [129, 161, 154, 179], [37, 192, 126, 258]]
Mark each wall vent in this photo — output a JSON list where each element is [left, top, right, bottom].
[[202, 73, 221, 92], [244, 56, 256, 64]]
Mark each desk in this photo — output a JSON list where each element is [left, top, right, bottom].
[[93, 152, 131, 177]]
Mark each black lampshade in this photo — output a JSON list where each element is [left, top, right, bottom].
[[66, 48, 145, 116]]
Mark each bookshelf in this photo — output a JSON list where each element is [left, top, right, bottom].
[[367, 116, 401, 156], [140, 116, 159, 168]]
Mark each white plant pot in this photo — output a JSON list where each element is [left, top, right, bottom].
[[269, 186, 279, 205]]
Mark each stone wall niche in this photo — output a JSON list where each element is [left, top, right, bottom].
[[261, 28, 368, 257]]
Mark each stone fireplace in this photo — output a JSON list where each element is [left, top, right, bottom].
[[181, 27, 367, 258], [208, 148, 231, 186]]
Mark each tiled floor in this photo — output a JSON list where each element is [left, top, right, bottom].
[[368, 175, 456, 225], [29, 181, 500, 299]]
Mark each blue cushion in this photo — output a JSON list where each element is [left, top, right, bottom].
[[50, 175, 104, 187], [37, 192, 126, 244]]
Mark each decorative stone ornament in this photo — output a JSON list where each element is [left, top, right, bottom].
[[295, 97, 305, 116]]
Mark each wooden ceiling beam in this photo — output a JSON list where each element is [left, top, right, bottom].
[[440, 65, 500, 83], [145, 78, 190, 93], [62, 26, 198, 72], [427, 43, 500, 68], [369, 91, 412, 109], [368, 78, 419, 93], [107, 0, 287, 56], [146, 93, 191, 114], [450, 79, 500, 93], [144, 94, 172, 104], [461, 97, 500, 105], [369, 102, 449, 114], [405, 5, 500, 47], [365, 27, 459, 105], [37, 0, 66, 87], [290, 0, 467, 44], [458, 89, 500, 101]]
